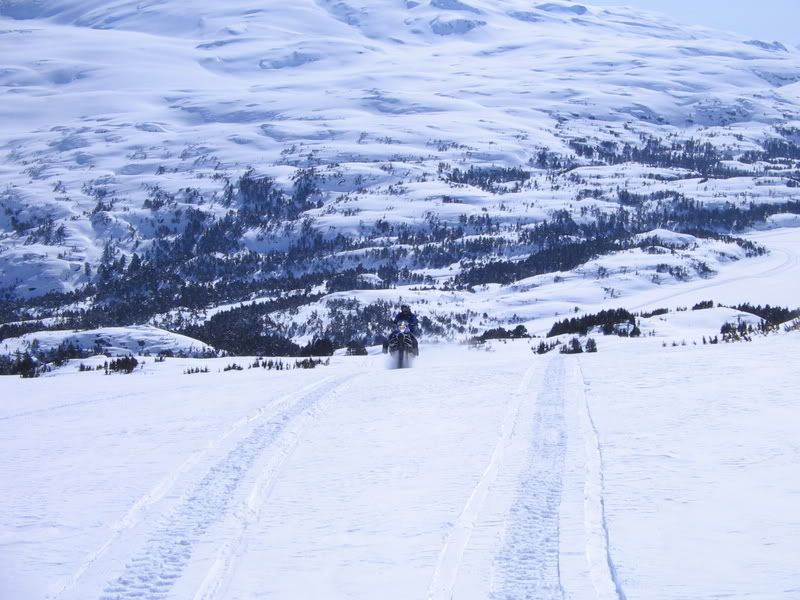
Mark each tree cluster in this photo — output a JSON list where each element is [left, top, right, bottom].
[[547, 309, 638, 337], [475, 325, 528, 341]]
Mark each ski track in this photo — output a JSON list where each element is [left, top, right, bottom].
[[95, 373, 355, 600], [426, 362, 537, 600], [490, 356, 567, 600]]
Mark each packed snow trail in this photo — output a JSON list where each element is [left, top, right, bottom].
[[489, 357, 567, 600], [94, 374, 357, 600], [190, 374, 364, 600], [426, 362, 538, 600]]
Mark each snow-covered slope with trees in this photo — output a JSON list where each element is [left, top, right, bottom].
[[2, 3, 800, 598], [1, 0, 799, 353]]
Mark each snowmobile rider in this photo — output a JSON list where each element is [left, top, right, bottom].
[[383, 304, 420, 354], [393, 304, 419, 334]]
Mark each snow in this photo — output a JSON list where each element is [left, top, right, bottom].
[[639, 306, 762, 339], [3, 225, 800, 599], [632, 229, 699, 246], [2, 330, 799, 599], [0, 325, 215, 357], [625, 228, 800, 312], [580, 334, 800, 599], [2, 2, 800, 597], [766, 213, 800, 228]]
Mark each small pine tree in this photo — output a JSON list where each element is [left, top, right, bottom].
[[301, 338, 335, 357], [560, 337, 584, 354], [346, 341, 368, 356]]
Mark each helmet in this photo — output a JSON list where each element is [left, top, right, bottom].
[[400, 304, 411, 312]]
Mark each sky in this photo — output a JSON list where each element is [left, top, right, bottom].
[[585, 0, 800, 46]]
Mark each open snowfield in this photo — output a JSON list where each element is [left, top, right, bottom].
[[2, 336, 799, 599], [2, 220, 800, 600]]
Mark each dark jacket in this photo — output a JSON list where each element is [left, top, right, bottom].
[[393, 310, 419, 333]]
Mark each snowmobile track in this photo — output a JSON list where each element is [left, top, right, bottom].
[[427, 362, 538, 600], [490, 356, 567, 600], [91, 373, 356, 600], [191, 373, 362, 600], [572, 360, 627, 600]]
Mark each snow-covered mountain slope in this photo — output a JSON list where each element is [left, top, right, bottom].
[[1, 0, 799, 348], [2, 329, 798, 599], [2, 6, 800, 593]]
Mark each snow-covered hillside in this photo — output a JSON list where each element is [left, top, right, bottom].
[[1, 210, 799, 598], [0, 324, 215, 357], [2, 326, 799, 599], [2, 3, 800, 597], [1, 0, 800, 352]]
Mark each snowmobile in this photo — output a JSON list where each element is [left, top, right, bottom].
[[384, 320, 418, 368]]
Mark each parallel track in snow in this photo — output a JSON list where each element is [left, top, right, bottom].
[[426, 362, 538, 600], [490, 356, 567, 600], [190, 374, 361, 600], [53, 373, 355, 600]]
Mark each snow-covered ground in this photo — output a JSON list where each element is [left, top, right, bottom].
[[2, 337, 798, 599], [2, 229, 800, 599], [580, 335, 800, 600], [0, 324, 215, 357]]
